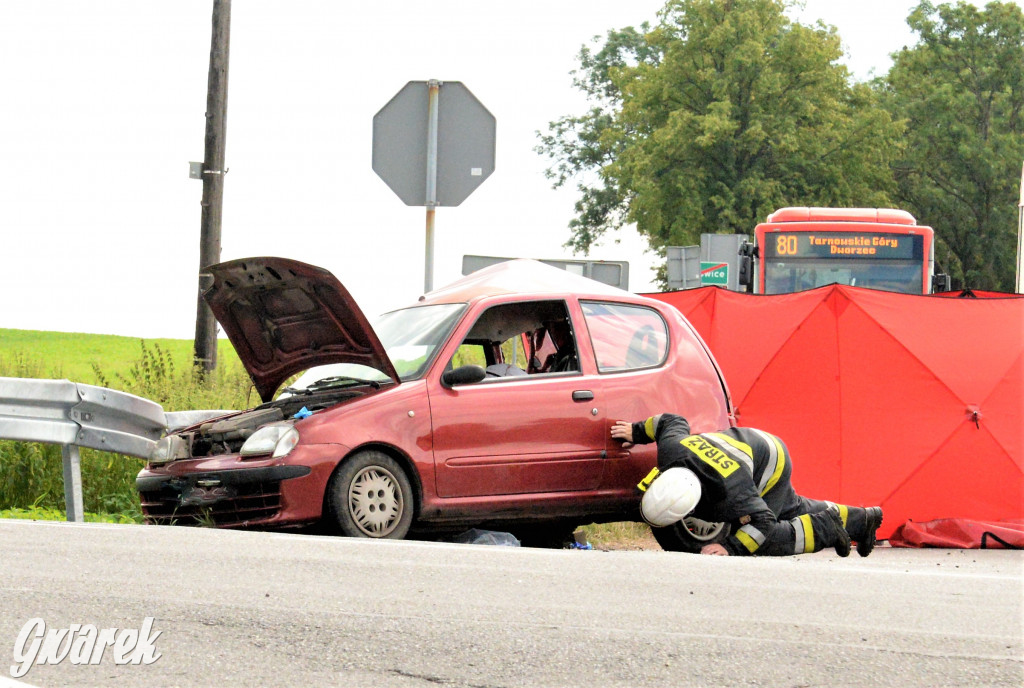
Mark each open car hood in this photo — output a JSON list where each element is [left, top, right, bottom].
[[202, 257, 399, 402]]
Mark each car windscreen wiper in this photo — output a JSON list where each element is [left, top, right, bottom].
[[282, 376, 382, 396]]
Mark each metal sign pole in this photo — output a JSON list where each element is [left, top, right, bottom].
[[1017, 160, 1023, 294], [424, 80, 440, 293]]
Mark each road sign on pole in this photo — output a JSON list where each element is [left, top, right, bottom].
[[372, 80, 496, 292]]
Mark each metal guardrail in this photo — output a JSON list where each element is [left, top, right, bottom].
[[0, 377, 229, 522]]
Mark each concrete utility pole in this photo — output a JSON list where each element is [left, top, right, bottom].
[[194, 0, 231, 373]]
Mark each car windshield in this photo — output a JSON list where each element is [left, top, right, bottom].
[[284, 303, 466, 393]]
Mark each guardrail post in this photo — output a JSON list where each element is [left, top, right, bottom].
[[60, 444, 85, 522]]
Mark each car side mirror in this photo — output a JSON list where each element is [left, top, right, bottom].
[[442, 365, 486, 387]]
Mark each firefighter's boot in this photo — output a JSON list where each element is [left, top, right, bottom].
[[798, 509, 851, 557], [838, 505, 884, 557]]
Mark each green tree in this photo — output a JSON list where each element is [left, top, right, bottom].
[[884, 1, 1024, 290], [538, 0, 903, 277]]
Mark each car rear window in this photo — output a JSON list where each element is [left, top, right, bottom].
[[581, 301, 668, 372]]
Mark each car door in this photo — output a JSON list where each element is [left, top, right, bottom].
[[578, 300, 672, 501], [429, 299, 607, 498]]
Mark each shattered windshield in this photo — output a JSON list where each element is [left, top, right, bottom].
[[284, 303, 465, 393]]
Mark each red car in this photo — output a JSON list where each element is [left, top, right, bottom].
[[137, 257, 734, 551]]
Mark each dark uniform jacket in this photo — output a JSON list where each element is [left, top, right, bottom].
[[629, 413, 802, 556]]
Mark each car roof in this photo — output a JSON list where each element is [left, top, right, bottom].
[[414, 259, 637, 306]]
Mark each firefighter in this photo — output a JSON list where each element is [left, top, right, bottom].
[[612, 414, 884, 557]]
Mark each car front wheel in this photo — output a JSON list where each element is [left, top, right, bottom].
[[652, 516, 730, 554], [327, 451, 414, 539]]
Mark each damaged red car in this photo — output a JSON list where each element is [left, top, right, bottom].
[[136, 257, 734, 551]]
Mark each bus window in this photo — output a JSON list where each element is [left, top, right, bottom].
[[764, 259, 924, 294]]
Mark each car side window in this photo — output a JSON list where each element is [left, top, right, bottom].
[[449, 300, 579, 379], [581, 301, 668, 372]]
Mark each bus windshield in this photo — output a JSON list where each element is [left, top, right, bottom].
[[763, 258, 924, 294]]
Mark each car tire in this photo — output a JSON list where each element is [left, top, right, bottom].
[[651, 516, 730, 554], [327, 450, 414, 539]]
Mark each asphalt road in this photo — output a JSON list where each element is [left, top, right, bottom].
[[1, 519, 1021, 687]]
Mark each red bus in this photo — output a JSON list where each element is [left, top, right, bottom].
[[741, 207, 944, 295]]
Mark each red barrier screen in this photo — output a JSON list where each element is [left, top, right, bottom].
[[649, 285, 1024, 538]]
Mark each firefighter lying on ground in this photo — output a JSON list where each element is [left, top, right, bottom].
[[611, 414, 884, 557]]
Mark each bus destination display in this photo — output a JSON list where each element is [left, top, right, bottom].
[[763, 231, 922, 260]]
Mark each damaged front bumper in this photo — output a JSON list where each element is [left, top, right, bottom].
[[136, 464, 312, 528], [137, 442, 347, 529]]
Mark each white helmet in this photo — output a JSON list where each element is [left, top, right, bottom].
[[640, 467, 702, 527]]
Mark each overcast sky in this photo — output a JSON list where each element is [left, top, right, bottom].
[[0, 1, 1000, 339]]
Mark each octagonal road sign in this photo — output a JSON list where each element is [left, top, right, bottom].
[[372, 81, 496, 207]]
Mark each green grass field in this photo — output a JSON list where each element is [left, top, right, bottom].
[[0, 328, 244, 384]]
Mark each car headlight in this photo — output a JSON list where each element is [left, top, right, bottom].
[[150, 435, 188, 465], [151, 437, 173, 464], [240, 424, 300, 458]]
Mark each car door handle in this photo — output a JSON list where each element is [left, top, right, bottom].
[[571, 390, 594, 402]]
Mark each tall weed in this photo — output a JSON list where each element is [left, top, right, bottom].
[[0, 441, 146, 517], [90, 340, 253, 411], [0, 351, 57, 379]]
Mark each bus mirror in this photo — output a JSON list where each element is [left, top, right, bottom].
[[932, 273, 951, 293], [738, 241, 755, 288], [738, 255, 752, 287]]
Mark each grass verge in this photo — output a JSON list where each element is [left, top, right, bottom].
[[0, 506, 141, 524], [580, 521, 659, 550]]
